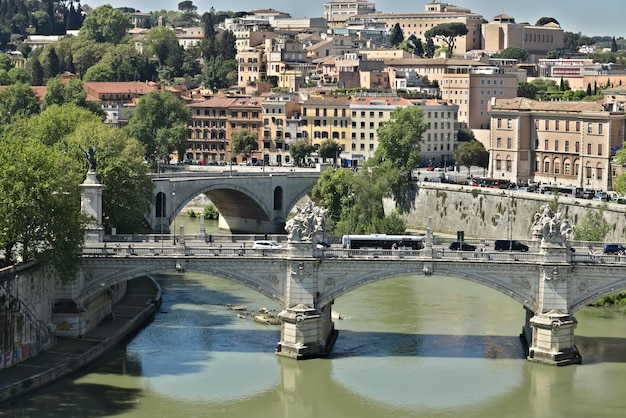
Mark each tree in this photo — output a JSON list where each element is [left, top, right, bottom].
[[372, 106, 425, 207], [390, 23, 404, 47], [80, 5, 132, 44], [125, 91, 191, 165], [203, 54, 237, 89], [457, 128, 476, 142], [611, 36, 619, 52], [230, 130, 258, 162], [0, 82, 40, 130], [289, 139, 315, 166], [318, 139, 341, 167], [178, 1, 197, 13], [536, 17, 560, 26], [492, 47, 529, 63], [310, 168, 355, 232], [83, 63, 116, 81], [41, 46, 60, 81], [573, 204, 610, 242], [0, 133, 84, 282], [453, 140, 489, 175], [424, 23, 468, 57], [425, 37, 436, 58], [143, 26, 180, 66]]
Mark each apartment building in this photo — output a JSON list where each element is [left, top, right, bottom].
[[301, 95, 352, 163], [488, 97, 626, 191], [412, 99, 459, 167], [440, 66, 518, 130], [82, 81, 158, 125], [349, 96, 413, 164], [237, 48, 266, 87], [186, 97, 237, 164], [266, 36, 313, 91], [261, 94, 302, 166]]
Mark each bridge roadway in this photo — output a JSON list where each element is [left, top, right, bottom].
[[76, 238, 626, 366]]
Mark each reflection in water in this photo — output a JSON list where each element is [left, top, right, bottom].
[[2, 273, 626, 418]]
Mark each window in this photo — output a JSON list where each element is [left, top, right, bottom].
[[544, 160, 550, 173], [575, 141, 580, 153], [544, 120, 549, 130], [506, 159, 512, 172], [555, 120, 560, 131], [587, 123, 593, 134], [598, 123, 603, 135], [555, 140, 559, 151], [496, 159, 501, 170], [597, 167, 603, 180], [564, 140, 570, 152], [564, 162, 571, 174], [565, 121, 570, 132], [506, 137, 512, 149], [575, 121, 580, 132], [598, 144, 603, 156], [545, 139, 549, 150], [554, 161, 560, 174], [587, 143, 592, 154]]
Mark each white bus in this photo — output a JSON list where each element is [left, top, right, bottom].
[[539, 185, 583, 198], [341, 234, 424, 250]]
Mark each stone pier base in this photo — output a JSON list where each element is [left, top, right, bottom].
[[527, 311, 581, 366], [275, 303, 337, 360]]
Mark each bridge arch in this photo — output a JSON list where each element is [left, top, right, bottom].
[[319, 264, 537, 312], [570, 277, 626, 312]]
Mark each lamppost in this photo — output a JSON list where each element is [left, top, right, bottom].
[[172, 186, 176, 245], [347, 190, 355, 249], [160, 185, 164, 252], [508, 193, 513, 252]]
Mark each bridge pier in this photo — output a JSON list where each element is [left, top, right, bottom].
[[275, 303, 337, 359], [275, 243, 337, 359], [525, 245, 582, 366]]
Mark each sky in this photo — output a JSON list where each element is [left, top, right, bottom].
[[85, 0, 625, 38]]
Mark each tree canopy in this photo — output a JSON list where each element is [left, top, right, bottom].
[[492, 47, 529, 63], [80, 5, 132, 44], [390, 23, 404, 47], [124, 91, 191, 164], [230, 130, 259, 161], [453, 139, 489, 174], [424, 23, 468, 57], [289, 139, 315, 166]]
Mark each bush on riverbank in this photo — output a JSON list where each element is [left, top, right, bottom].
[[204, 204, 219, 220], [590, 291, 626, 307]]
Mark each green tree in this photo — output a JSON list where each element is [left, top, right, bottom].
[[0, 82, 40, 130], [80, 5, 132, 44], [289, 139, 315, 166], [41, 46, 60, 81], [318, 138, 341, 167], [535, 17, 560, 26], [611, 36, 619, 52], [230, 130, 258, 162], [390, 23, 404, 47], [372, 106, 425, 208], [83, 63, 116, 81], [125, 91, 191, 165], [457, 128, 476, 142], [424, 23, 468, 57], [425, 37, 436, 58], [573, 204, 610, 242], [492, 47, 529, 63], [144, 26, 180, 66], [0, 133, 84, 282], [203, 54, 237, 89], [453, 139, 489, 175]]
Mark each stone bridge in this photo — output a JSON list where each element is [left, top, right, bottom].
[[70, 233, 626, 366], [148, 170, 320, 234]]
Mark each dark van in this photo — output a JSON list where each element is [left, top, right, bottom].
[[494, 240, 529, 252]]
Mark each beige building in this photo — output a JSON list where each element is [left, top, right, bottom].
[[349, 96, 413, 164], [237, 48, 266, 87], [482, 14, 564, 54], [412, 99, 459, 167], [362, 2, 483, 56], [488, 97, 626, 191], [323, 0, 376, 28], [440, 66, 519, 130]]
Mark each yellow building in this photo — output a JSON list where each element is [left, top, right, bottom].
[[301, 95, 353, 163]]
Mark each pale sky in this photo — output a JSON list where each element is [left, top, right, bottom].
[[85, 0, 625, 38]]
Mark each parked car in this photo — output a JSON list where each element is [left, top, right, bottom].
[[449, 241, 477, 251], [582, 189, 595, 199], [603, 243, 626, 255], [594, 191, 609, 202], [494, 240, 529, 252], [252, 240, 283, 250]]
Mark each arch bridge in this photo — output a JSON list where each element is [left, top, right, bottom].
[[72, 238, 626, 366], [148, 171, 320, 234]]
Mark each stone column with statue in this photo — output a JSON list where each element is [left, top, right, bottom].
[[276, 202, 338, 359], [80, 146, 104, 242], [525, 204, 581, 365]]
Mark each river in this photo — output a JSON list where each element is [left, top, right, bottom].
[[2, 215, 626, 417]]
